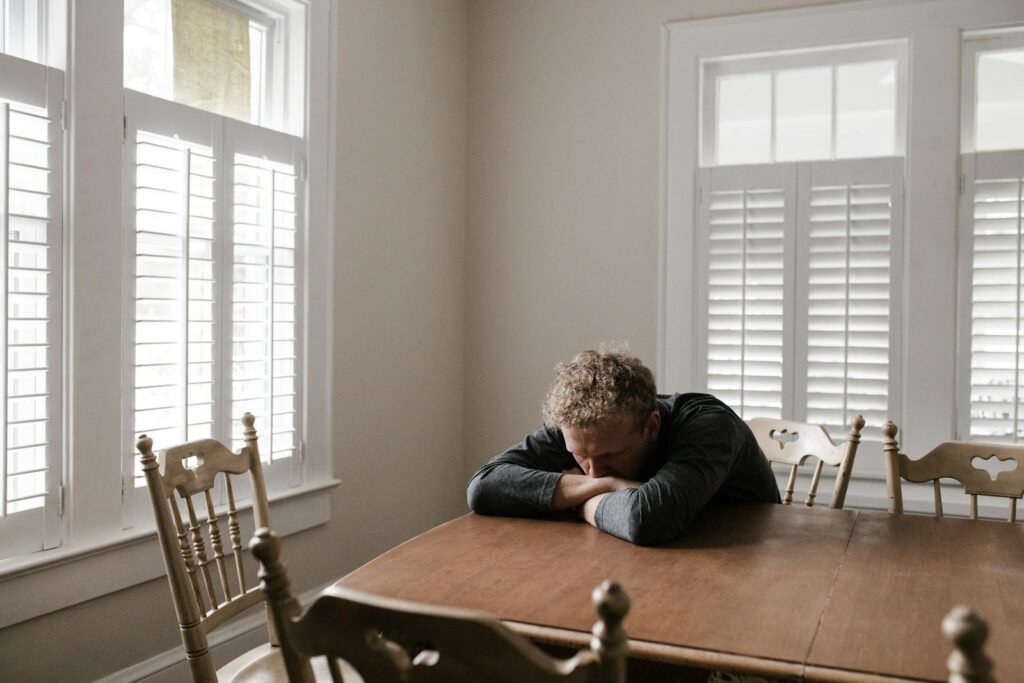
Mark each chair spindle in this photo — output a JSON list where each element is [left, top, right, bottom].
[[225, 475, 246, 591], [970, 494, 978, 521], [171, 499, 206, 613], [1010, 500, 1017, 523], [185, 495, 219, 610], [805, 459, 824, 507], [784, 465, 798, 505], [934, 480, 943, 519], [204, 488, 233, 600]]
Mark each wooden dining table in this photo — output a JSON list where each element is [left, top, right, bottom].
[[336, 504, 1024, 682]]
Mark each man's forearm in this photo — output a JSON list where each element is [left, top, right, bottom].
[[551, 474, 614, 510]]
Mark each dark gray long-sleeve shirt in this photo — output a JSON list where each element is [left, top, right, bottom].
[[466, 393, 781, 545]]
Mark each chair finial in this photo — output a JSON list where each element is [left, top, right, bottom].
[[943, 605, 994, 683], [591, 580, 630, 663], [882, 420, 898, 440]]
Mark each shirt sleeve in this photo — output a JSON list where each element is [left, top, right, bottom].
[[466, 427, 575, 517], [594, 410, 745, 545]]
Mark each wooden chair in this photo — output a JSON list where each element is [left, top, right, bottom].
[[882, 422, 1024, 521], [138, 413, 280, 682], [747, 414, 865, 509], [944, 605, 995, 683], [250, 527, 632, 683]]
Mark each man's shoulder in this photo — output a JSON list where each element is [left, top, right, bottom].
[[658, 393, 739, 421]]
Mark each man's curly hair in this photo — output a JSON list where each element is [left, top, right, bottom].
[[542, 348, 657, 430]]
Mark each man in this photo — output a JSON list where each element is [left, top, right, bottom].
[[467, 348, 780, 546]]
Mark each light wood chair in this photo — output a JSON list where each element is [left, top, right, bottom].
[[138, 413, 280, 682], [250, 527, 632, 683], [882, 422, 1024, 521], [747, 414, 865, 509], [944, 605, 995, 683]]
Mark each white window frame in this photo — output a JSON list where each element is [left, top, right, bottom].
[[0, 0, 336, 630], [663, 0, 1024, 512]]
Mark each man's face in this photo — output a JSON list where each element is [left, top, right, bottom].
[[562, 411, 661, 481]]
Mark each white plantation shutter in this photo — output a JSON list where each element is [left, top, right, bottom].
[[799, 159, 903, 438], [961, 151, 1024, 442], [698, 160, 902, 431], [125, 93, 221, 488], [699, 166, 795, 419], [226, 121, 302, 483], [123, 94, 304, 516], [0, 55, 63, 555]]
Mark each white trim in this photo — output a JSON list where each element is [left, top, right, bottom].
[[93, 580, 334, 683], [0, 479, 337, 629]]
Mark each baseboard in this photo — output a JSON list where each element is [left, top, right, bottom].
[[96, 582, 332, 683]]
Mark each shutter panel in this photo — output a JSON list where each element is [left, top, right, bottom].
[[701, 166, 794, 419], [131, 130, 219, 480], [225, 120, 302, 484], [802, 162, 900, 437], [965, 152, 1024, 442], [0, 56, 63, 555]]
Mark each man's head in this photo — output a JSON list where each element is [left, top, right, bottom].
[[542, 348, 661, 480]]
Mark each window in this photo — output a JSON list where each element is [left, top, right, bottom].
[[0, 0, 332, 587], [960, 30, 1024, 442], [695, 44, 905, 438], [664, 0, 1024, 513], [121, 0, 307, 523]]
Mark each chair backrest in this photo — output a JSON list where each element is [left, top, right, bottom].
[[137, 412, 272, 682], [944, 605, 995, 683], [882, 421, 1024, 521], [747, 414, 865, 509], [250, 528, 631, 683]]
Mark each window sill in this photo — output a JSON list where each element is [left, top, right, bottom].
[[0, 478, 338, 629]]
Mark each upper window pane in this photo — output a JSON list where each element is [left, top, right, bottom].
[[776, 67, 831, 162], [2, 0, 46, 64], [975, 49, 1024, 152], [717, 73, 771, 166], [836, 60, 896, 159], [125, 0, 298, 132]]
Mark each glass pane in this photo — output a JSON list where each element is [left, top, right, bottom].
[[976, 49, 1024, 152], [776, 67, 832, 162], [717, 73, 771, 165], [125, 0, 255, 123], [836, 60, 896, 159]]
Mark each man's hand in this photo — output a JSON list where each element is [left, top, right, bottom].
[[551, 471, 642, 513]]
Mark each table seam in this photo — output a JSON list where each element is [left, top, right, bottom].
[[802, 509, 860, 680]]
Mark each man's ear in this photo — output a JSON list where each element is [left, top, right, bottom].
[[644, 410, 661, 441]]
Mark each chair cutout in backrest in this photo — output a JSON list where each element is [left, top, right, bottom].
[[882, 421, 1024, 521], [138, 413, 273, 681], [747, 414, 865, 509], [250, 528, 631, 683], [944, 606, 995, 683]]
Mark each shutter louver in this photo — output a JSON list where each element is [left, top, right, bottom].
[[707, 188, 786, 418], [2, 99, 58, 514], [969, 177, 1023, 441], [231, 153, 297, 463], [132, 131, 217, 481], [806, 182, 892, 436]]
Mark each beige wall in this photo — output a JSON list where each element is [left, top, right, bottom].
[[0, 0, 467, 679], [464, 0, 850, 475]]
